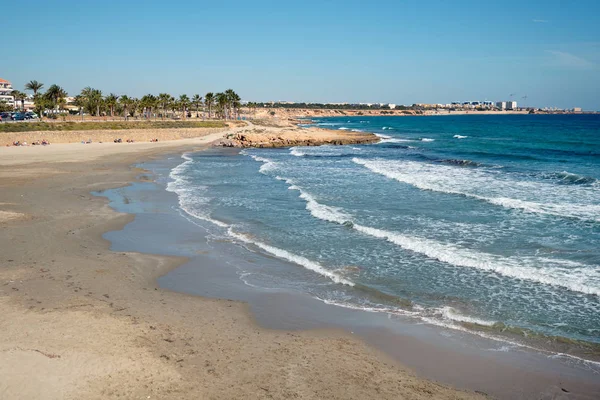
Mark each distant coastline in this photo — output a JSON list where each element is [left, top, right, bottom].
[[249, 107, 597, 122]]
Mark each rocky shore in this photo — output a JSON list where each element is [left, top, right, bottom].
[[217, 126, 379, 148]]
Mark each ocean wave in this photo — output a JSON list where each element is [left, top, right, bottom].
[[548, 171, 598, 186], [226, 227, 354, 286], [351, 225, 600, 296], [439, 307, 496, 327], [249, 154, 278, 174], [352, 158, 600, 223], [290, 148, 304, 157], [453, 135, 468, 139], [278, 177, 600, 296], [288, 146, 362, 159], [339, 127, 349, 130], [167, 153, 229, 228], [287, 185, 352, 225], [382, 127, 394, 130], [421, 138, 435, 142], [436, 159, 481, 167]]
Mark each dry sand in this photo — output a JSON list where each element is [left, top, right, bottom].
[[0, 125, 485, 399]]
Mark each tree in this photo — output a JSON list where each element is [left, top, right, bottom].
[[191, 94, 202, 118], [204, 92, 214, 119], [158, 93, 172, 119], [215, 92, 228, 119], [140, 94, 157, 119], [33, 93, 52, 119], [119, 95, 131, 120], [105, 93, 119, 118], [225, 89, 237, 120], [12, 90, 27, 111], [179, 94, 190, 119], [25, 80, 44, 97], [79, 87, 103, 116], [44, 85, 67, 112], [0, 100, 14, 112]]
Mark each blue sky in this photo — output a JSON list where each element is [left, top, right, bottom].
[[3, 0, 599, 109]]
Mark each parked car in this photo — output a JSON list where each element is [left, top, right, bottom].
[[12, 112, 26, 121], [25, 111, 38, 119], [0, 112, 11, 121]]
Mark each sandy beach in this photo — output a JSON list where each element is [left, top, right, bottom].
[[0, 124, 488, 399]]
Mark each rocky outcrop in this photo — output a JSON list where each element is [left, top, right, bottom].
[[217, 128, 379, 148]]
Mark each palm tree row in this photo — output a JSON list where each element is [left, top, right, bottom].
[[74, 88, 241, 121], [16, 80, 243, 121]]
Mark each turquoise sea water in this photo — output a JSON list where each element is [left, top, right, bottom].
[[167, 115, 600, 355]]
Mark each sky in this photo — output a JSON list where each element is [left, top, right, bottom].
[[2, 0, 600, 110]]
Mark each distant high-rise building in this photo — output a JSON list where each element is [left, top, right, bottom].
[[506, 101, 517, 110], [496, 101, 507, 110]]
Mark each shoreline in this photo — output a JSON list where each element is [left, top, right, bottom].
[[129, 148, 600, 399], [0, 128, 486, 399]]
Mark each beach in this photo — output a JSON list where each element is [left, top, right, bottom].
[[0, 124, 488, 399]]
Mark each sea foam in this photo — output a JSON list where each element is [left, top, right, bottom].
[[226, 227, 354, 286], [352, 158, 600, 223]]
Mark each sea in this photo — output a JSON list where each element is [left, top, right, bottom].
[[166, 114, 600, 360]]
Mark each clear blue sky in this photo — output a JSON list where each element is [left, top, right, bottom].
[[3, 0, 599, 109]]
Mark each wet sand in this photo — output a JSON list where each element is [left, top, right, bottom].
[[0, 127, 485, 399], [105, 155, 600, 400]]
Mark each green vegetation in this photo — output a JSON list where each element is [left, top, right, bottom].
[[12, 78, 243, 122], [0, 120, 227, 133]]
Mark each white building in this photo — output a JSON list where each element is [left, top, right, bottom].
[[506, 101, 517, 110], [496, 101, 507, 110], [388, 104, 396, 109], [0, 78, 14, 107]]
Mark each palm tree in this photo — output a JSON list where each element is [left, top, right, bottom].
[[215, 92, 228, 120], [79, 87, 103, 117], [158, 93, 171, 119], [179, 94, 190, 119], [225, 89, 237, 120], [105, 93, 119, 118], [25, 80, 44, 97], [44, 84, 67, 113], [119, 95, 131, 120], [191, 94, 202, 118], [12, 90, 27, 111], [140, 94, 157, 119], [204, 92, 214, 119]]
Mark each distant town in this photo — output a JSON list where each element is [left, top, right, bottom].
[[0, 77, 588, 116]]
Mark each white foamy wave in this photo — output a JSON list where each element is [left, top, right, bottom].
[[249, 154, 278, 174], [290, 186, 352, 224], [226, 227, 353, 286], [352, 158, 600, 223], [277, 173, 600, 295], [438, 307, 496, 326], [374, 133, 414, 144], [382, 127, 394, 130], [290, 148, 305, 157], [453, 135, 468, 139], [421, 138, 435, 142], [351, 129, 363, 132], [167, 153, 229, 228], [339, 127, 349, 130], [351, 224, 600, 296]]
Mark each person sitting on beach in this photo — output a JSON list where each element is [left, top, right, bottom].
[[42, 139, 50, 145], [13, 141, 20, 146]]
